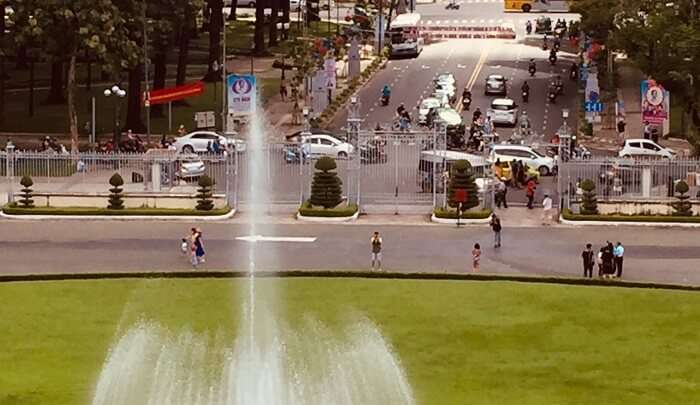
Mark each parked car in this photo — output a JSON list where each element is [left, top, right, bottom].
[[487, 98, 518, 126], [418, 97, 443, 125], [490, 144, 556, 176], [484, 74, 507, 96], [618, 139, 675, 159], [302, 134, 354, 158], [172, 131, 246, 153]]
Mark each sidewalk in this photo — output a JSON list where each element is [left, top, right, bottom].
[[582, 63, 690, 153]]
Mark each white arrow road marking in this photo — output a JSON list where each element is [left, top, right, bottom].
[[421, 65, 431, 69], [236, 235, 317, 243], [457, 64, 466, 68]]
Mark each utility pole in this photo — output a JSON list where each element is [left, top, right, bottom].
[[143, 1, 151, 144], [377, 0, 384, 56], [346, 96, 362, 206], [222, 20, 227, 132]]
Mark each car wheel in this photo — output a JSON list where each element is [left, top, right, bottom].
[[538, 166, 550, 176], [182, 145, 195, 153], [338, 151, 348, 159], [621, 154, 631, 159], [248, 1, 255, 6], [522, 3, 531, 12]]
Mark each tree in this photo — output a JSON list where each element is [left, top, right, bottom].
[[195, 175, 215, 210], [13, 0, 139, 152], [309, 156, 343, 209], [254, 0, 266, 54], [569, 0, 620, 43], [203, 0, 224, 81], [176, 0, 202, 86], [268, 0, 279, 47], [579, 179, 599, 215], [671, 180, 693, 216], [446, 160, 479, 212], [18, 176, 34, 208], [108, 173, 125, 209]]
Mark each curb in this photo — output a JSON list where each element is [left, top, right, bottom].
[[296, 210, 359, 222], [559, 215, 700, 228], [2, 270, 699, 292], [430, 213, 491, 225], [0, 209, 236, 222]]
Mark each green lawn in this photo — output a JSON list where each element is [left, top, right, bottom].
[[2, 278, 700, 404]]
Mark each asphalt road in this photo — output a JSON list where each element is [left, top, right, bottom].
[[2, 220, 700, 286]]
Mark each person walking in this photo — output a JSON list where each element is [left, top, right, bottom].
[[194, 229, 205, 264], [541, 193, 553, 225], [526, 178, 536, 209], [617, 119, 626, 139], [279, 81, 288, 101], [602, 241, 615, 278], [490, 214, 502, 248], [472, 243, 481, 272], [581, 243, 594, 278], [371, 231, 383, 271], [496, 179, 508, 208], [614, 241, 625, 278]]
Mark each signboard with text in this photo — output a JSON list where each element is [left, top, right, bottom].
[[227, 74, 256, 115], [641, 79, 669, 125]]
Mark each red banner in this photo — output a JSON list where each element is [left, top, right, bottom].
[[144, 81, 205, 106]]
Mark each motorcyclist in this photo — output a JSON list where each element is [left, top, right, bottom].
[[382, 84, 391, 98], [542, 34, 548, 50], [548, 83, 558, 102], [462, 89, 472, 110], [396, 103, 406, 117], [519, 111, 532, 136], [525, 20, 532, 35], [554, 75, 563, 88], [528, 58, 536, 75], [472, 107, 482, 123], [549, 49, 557, 65], [569, 62, 578, 80], [553, 36, 561, 51], [521, 81, 530, 102]]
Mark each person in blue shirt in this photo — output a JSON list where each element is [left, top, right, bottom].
[[381, 85, 391, 101], [614, 242, 625, 278]]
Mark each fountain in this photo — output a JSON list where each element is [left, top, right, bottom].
[[91, 106, 415, 405]]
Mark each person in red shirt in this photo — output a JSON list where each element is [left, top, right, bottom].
[[526, 179, 536, 209]]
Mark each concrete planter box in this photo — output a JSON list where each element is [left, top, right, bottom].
[[430, 213, 492, 225], [296, 210, 359, 222], [12, 192, 227, 210]]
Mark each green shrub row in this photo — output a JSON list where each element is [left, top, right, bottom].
[[562, 209, 700, 223], [2, 204, 232, 216], [433, 208, 492, 219], [298, 201, 358, 217]]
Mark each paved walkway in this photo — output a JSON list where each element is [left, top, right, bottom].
[[2, 219, 700, 287]]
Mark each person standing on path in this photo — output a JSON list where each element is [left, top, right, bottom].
[[490, 214, 502, 248], [581, 243, 595, 278], [614, 241, 625, 278], [472, 243, 481, 272], [371, 231, 383, 271], [526, 179, 536, 209], [496, 179, 508, 208], [541, 193, 553, 225], [194, 229, 205, 264], [617, 119, 626, 139]]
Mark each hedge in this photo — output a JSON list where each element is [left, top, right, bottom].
[[2, 204, 232, 216], [433, 207, 492, 219], [562, 209, 700, 223], [298, 201, 358, 217]]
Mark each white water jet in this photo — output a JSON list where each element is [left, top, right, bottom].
[[92, 104, 415, 404]]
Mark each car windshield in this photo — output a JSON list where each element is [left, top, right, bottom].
[[531, 149, 545, 158], [421, 100, 439, 109], [491, 104, 513, 111]]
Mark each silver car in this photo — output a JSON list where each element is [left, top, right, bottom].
[[484, 74, 507, 96]]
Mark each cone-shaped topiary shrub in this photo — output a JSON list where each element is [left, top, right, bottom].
[[309, 156, 343, 209], [446, 159, 479, 212], [108, 173, 125, 209], [671, 180, 693, 216], [580, 179, 598, 215], [19, 175, 34, 208], [196, 175, 215, 211]]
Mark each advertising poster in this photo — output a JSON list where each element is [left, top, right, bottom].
[[641, 79, 669, 125], [227, 74, 256, 114]]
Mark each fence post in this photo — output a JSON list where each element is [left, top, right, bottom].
[[5, 140, 14, 204], [394, 137, 399, 215]]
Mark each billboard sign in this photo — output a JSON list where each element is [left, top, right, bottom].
[[227, 74, 256, 114], [641, 79, 669, 125]]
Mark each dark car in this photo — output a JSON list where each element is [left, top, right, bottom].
[[484, 74, 507, 96]]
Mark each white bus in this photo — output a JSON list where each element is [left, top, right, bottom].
[[389, 13, 423, 58]]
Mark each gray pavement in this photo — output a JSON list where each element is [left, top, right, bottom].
[[2, 218, 700, 286]]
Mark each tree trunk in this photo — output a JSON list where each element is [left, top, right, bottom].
[[203, 0, 223, 82], [386, 0, 396, 33], [176, 7, 194, 86], [47, 60, 65, 104], [152, 46, 167, 117], [227, 0, 237, 21], [125, 65, 146, 133], [15, 46, 28, 70], [254, 1, 266, 54], [67, 52, 79, 153], [201, 2, 211, 32], [269, 0, 279, 47]]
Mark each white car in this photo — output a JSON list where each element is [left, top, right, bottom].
[[618, 139, 675, 159], [418, 97, 443, 125], [434, 73, 456, 87], [485, 74, 507, 96], [490, 144, 555, 176], [433, 83, 456, 103], [290, 0, 306, 10], [173, 131, 247, 153], [303, 134, 354, 158], [487, 98, 518, 126]]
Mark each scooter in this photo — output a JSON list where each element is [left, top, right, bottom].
[[569, 67, 578, 81], [462, 96, 471, 111], [548, 89, 558, 103], [381, 94, 390, 106], [528, 65, 536, 77], [522, 90, 529, 103], [549, 54, 557, 65], [555, 82, 564, 96]]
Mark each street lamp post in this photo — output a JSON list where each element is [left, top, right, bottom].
[[104, 85, 127, 151], [300, 106, 311, 204]]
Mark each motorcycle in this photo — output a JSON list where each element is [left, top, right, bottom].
[[522, 90, 529, 103], [462, 96, 471, 111], [549, 54, 557, 65], [445, 0, 460, 9], [528, 65, 536, 77], [569, 67, 578, 81], [548, 89, 558, 103], [553, 40, 561, 52], [381, 94, 390, 106], [555, 82, 564, 96]]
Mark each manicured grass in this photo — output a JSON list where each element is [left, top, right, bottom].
[[298, 200, 358, 217], [2, 278, 700, 404]]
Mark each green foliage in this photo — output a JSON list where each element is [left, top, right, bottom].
[[195, 175, 215, 211], [446, 160, 479, 211], [108, 173, 125, 210], [562, 209, 700, 222], [298, 201, 358, 217], [18, 176, 35, 208], [671, 180, 693, 216], [3, 205, 231, 216], [579, 179, 599, 215], [309, 156, 343, 209], [433, 208, 492, 219]]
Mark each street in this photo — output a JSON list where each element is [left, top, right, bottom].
[[2, 218, 700, 286]]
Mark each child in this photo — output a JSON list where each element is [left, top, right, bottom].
[[472, 243, 481, 272], [180, 238, 188, 255]]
